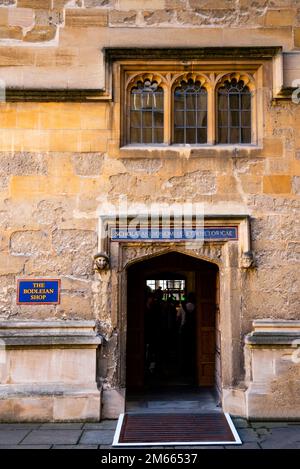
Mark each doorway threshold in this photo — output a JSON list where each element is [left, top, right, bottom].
[[126, 386, 221, 414]]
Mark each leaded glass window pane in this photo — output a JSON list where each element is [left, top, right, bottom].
[[173, 79, 207, 144], [217, 78, 251, 144], [130, 79, 164, 144]]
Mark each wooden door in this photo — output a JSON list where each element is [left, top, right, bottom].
[[195, 269, 216, 386], [214, 270, 222, 401], [126, 267, 145, 389]]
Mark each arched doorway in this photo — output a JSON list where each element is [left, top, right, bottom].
[[126, 251, 221, 402]]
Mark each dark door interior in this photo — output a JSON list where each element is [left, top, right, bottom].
[[126, 252, 219, 392]]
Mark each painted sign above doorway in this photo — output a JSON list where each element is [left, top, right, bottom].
[[111, 226, 238, 242]]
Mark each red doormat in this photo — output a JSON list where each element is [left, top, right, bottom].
[[113, 413, 241, 446]]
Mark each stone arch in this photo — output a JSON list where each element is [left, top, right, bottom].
[[120, 243, 223, 272], [101, 237, 245, 419]]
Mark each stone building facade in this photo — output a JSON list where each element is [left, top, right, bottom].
[[0, 0, 299, 421]]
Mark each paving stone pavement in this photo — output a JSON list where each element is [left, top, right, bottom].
[[0, 419, 299, 449]]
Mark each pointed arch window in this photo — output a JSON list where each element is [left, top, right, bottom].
[[173, 78, 207, 144], [129, 78, 164, 144], [217, 78, 252, 144]]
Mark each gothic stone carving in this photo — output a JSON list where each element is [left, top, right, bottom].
[[120, 242, 223, 270]]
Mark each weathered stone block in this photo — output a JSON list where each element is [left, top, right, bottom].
[[8, 348, 96, 384], [40, 110, 81, 130], [61, 276, 92, 293], [264, 9, 295, 27], [24, 253, 71, 276], [121, 158, 162, 174], [262, 138, 284, 157], [292, 176, 300, 194], [79, 130, 110, 152], [263, 175, 291, 194], [101, 388, 125, 419], [252, 349, 276, 382], [0, 254, 25, 275], [117, 0, 165, 9], [10, 230, 49, 256], [71, 253, 94, 278], [17, 109, 39, 129], [85, 0, 113, 7], [0, 25, 23, 40], [80, 104, 108, 130], [0, 9, 8, 26], [49, 130, 80, 152], [190, 0, 236, 8], [0, 0, 16, 6], [0, 109, 16, 128], [0, 175, 9, 190], [52, 229, 97, 255], [217, 175, 238, 194], [240, 175, 262, 194], [52, 0, 73, 8], [34, 9, 64, 27], [65, 9, 108, 27], [0, 152, 47, 176], [7, 8, 34, 28], [53, 396, 100, 422], [177, 9, 237, 26], [24, 25, 56, 42], [57, 295, 92, 318], [9, 175, 58, 199], [222, 388, 246, 418], [143, 10, 173, 25], [17, 0, 52, 7], [71, 153, 104, 176], [0, 398, 53, 422], [168, 170, 216, 197], [109, 10, 136, 25], [165, 0, 186, 8]]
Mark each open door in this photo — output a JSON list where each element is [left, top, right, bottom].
[[126, 268, 145, 389], [196, 269, 217, 386], [215, 271, 222, 402]]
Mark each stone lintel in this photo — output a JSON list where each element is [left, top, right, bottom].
[[246, 320, 300, 346], [104, 46, 282, 62], [5, 89, 110, 103], [0, 320, 102, 347]]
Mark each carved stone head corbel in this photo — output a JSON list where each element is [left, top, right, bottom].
[[93, 252, 109, 272], [241, 250, 255, 269]]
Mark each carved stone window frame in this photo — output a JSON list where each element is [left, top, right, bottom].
[[118, 61, 263, 149]]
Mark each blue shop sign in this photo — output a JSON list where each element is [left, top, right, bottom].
[[111, 226, 238, 241], [17, 279, 61, 305]]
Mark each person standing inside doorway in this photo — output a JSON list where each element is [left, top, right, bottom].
[[178, 292, 196, 380]]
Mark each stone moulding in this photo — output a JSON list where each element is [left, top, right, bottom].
[[104, 47, 282, 61], [0, 321, 102, 422], [246, 319, 300, 345], [0, 320, 102, 347], [5, 46, 294, 102], [246, 332, 300, 346]]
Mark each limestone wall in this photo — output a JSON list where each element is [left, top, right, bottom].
[[0, 1, 299, 88], [0, 0, 299, 406]]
